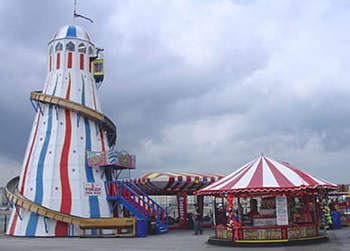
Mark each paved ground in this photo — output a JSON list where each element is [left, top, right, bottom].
[[0, 227, 349, 251]]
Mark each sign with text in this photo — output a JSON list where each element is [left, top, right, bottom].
[[84, 182, 102, 197], [86, 150, 135, 169], [276, 196, 288, 225], [177, 192, 187, 227]]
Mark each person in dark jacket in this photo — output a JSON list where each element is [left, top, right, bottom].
[[193, 206, 203, 235]]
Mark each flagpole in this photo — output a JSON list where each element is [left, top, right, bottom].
[[73, 0, 77, 24], [73, 0, 94, 24]]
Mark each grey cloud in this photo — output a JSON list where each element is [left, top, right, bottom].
[[1, 0, 350, 186]]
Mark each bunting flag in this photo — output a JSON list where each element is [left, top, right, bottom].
[[74, 12, 94, 23]]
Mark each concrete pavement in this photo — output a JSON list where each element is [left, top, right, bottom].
[[0, 227, 349, 251]]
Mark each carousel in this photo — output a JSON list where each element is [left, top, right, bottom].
[[195, 155, 337, 246]]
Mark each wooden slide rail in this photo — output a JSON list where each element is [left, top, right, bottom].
[[30, 91, 116, 147], [6, 177, 135, 237]]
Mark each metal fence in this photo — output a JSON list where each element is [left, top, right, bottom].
[[0, 187, 10, 233]]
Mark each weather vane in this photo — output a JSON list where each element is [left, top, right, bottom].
[[73, 0, 94, 23]]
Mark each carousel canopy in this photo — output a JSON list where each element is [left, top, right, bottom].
[[195, 156, 337, 196], [126, 172, 224, 195]]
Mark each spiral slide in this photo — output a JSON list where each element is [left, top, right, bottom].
[[6, 177, 135, 237], [6, 90, 136, 236], [30, 91, 116, 147]]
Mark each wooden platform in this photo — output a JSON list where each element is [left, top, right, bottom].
[[79, 218, 136, 237]]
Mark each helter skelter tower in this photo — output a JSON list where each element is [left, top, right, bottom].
[[7, 24, 117, 236]]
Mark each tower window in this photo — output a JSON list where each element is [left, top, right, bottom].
[[49, 55, 52, 72], [68, 52, 73, 69], [66, 41, 75, 51], [49, 45, 53, 55], [56, 53, 61, 69], [55, 42, 63, 52], [78, 43, 86, 53], [88, 47, 93, 55], [80, 54, 84, 70]]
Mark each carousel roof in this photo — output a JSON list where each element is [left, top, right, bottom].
[[195, 156, 337, 195], [126, 172, 224, 195]]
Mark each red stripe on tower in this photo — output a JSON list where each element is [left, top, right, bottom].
[[99, 129, 105, 151], [91, 78, 97, 110], [20, 113, 42, 195], [55, 73, 73, 236], [8, 206, 20, 235]]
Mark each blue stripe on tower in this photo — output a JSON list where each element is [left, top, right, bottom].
[[26, 105, 53, 236], [66, 25, 77, 38], [82, 76, 100, 223]]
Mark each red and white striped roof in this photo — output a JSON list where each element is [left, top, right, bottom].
[[127, 172, 224, 195], [196, 156, 337, 195]]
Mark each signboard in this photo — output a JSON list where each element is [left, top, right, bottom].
[[84, 182, 102, 196], [276, 196, 288, 225], [243, 228, 282, 240], [86, 150, 135, 169], [253, 218, 277, 226], [177, 192, 187, 227], [287, 225, 316, 238]]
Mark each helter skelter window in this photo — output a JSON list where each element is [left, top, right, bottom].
[[66, 41, 75, 51], [49, 45, 53, 55], [88, 46, 93, 55], [55, 42, 63, 52], [78, 43, 86, 53]]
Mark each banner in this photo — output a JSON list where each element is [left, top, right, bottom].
[[177, 192, 187, 227], [86, 150, 135, 169], [276, 196, 288, 225]]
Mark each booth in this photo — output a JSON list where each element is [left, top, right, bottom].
[[328, 184, 350, 227], [195, 155, 337, 246], [126, 172, 224, 229]]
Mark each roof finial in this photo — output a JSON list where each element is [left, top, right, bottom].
[[261, 152, 264, 156], [73, 0, 94, 23]]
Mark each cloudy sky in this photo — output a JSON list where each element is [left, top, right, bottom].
[[0, 0, 350, 186]]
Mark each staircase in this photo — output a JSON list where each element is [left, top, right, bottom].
[[105, 181, 168, 234]]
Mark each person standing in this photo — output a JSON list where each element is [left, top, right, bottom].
[[193, 206, 203, 235]]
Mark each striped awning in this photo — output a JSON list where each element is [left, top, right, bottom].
[[195, 156, 337, 195], [126, 172, 224, 195]]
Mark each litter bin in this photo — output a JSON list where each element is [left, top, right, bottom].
[[147, 216, 157, 235], [136, 219, 147, 237]]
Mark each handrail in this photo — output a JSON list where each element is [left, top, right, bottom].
[[105, 181, 161, 219], [125, 182, 168, 221], [30, 91, 116, 147]]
